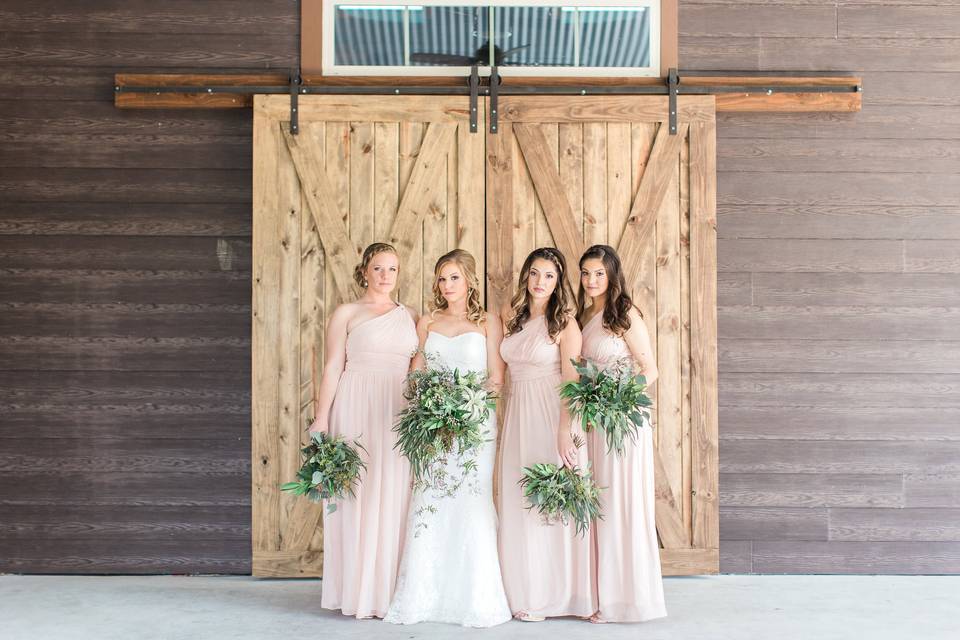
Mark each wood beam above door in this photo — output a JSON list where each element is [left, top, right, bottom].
[[114, 73, 862, 113]]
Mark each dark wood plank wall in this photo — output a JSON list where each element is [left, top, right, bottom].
[[686, 2, 960, 574], [1, 2, 957, 574], [0, 0, 297, 573]]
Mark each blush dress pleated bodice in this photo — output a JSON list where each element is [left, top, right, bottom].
[[581, 312, 667, 622], [496, 316, 595, 618], [321, 304, 417, 619]]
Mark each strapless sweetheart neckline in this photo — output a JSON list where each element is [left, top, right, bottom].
[[427, 330, 485, 341]]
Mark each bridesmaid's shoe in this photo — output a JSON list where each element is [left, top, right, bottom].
[[589, 612, 608, 624], [514, 611, 545, 622]]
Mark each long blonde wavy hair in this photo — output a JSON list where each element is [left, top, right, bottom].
[[430, 249, 485, 325]]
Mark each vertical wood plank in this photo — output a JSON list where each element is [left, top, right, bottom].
[[690, 113, 719, 554], [374, 122, 400, 243], [459, 107, 487, 305], [399, 122, 424, 311], [679, 128, 693, 537], [630, 122, 659, 375], [486, 121, 514, 311], [559, 123, 584, 261], [251, 99, 282, 558], [656, 137, 684, 519], [276, 123, 302, 549], [300, 123, 327, 556], [325, 122, 350, 311], [534, 123, 559, 249], [583, 122, 607, 248], [447, 122, 460, 252], [350, 121, 375, 262], [422, 135, 449, 307], [606, 123, 632, 250], [513, 124, 537, 286]]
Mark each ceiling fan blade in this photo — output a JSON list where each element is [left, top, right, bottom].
[[410, 52, 478, 65]]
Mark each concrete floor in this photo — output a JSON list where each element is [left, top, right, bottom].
[[2, 575, 958, 640]]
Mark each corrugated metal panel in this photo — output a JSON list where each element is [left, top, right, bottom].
[[333, 4, 651, 68]]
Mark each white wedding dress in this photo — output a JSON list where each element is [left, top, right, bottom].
[[384, 331, 512, 628]]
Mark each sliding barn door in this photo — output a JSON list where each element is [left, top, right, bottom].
[[486, 96, 719, 575], [252, 95, 485, 576]]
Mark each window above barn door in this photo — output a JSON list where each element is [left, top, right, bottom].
[[309, 0, 673, 77]]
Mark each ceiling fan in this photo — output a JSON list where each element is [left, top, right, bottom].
[[410, 41, 531, 66]]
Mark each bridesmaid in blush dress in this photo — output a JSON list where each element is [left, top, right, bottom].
[[496, 247, 595, 622], [307, 242, 419, 619], [577, 244, 666, 623]]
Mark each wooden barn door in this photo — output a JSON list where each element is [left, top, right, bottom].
[[252, 95, 485, 576], [486, 96, 719, 575]]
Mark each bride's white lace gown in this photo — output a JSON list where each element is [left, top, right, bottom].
[[384, 331, 512, 628]]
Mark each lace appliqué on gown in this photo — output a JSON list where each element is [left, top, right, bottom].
[[384, 332, 512, 628]]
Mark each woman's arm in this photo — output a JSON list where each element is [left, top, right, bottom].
[[557, 317, 583, 468], [623, 307, 659, 386], [409, 314, 433, 372], [308, 304, 353, 434]]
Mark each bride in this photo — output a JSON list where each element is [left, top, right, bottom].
[[385, 249, 512, 628]]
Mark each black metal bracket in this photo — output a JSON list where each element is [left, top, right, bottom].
[[289, 73, 301, 134], [668, 67, 679, 135], [468, 65, 480, 133], [489, 66, 501, 134]]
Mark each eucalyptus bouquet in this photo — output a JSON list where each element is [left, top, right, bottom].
[[519, 454, 603, 537], [393, 354, 495, 496], [559, 357, 653, 456], [280, 431, 366, 514]]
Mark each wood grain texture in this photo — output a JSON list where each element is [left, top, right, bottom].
[[513, 123, 585, 290], [720, 541, 753, 573], [720, 474, 905, 508], [689, 116, 719, 552], [681, 5, 837, 38], [717, 205, 960, 241], [721, 339, 960, 373], [720, 308, 960, 341], [720, 407, 960, 442], [829, 508, 960, 542], [721, 440, 960, 474], [840, 7, 960, 39], [751, 541, 960, 575], [721, 507, 829, 541], [904, 475, 960, 508], [721, 373, 960, 409]]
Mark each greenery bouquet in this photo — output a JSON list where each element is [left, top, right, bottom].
[[519, 453, 603, 537], [559, 357, 653, 456], [280, 431, 366, 514], [393, 354, 495, 495]]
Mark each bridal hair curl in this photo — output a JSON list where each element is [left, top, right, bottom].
[[576, 244, 640, 337], [353, 242, 397, 289], [506, 247, 574, 341], [431, 249, 485, 325]]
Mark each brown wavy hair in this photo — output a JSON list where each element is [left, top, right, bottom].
[[353, 242, 398, 289], [576, 244, 640, 337], [431, 249, 485, 325], [505, 247, 574, 341]]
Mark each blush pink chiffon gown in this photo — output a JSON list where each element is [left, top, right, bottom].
[[321, 304, 418, 619], [581, 312, 667, 622], [496, 315, 595, 618]]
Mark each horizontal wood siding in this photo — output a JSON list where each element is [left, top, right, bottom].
[[0, 0, 296, 573], [689, 2, 960, 574], [1, 1, 958, 575]]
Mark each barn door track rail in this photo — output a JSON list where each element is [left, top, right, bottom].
[[115, 69, 862, 135]]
